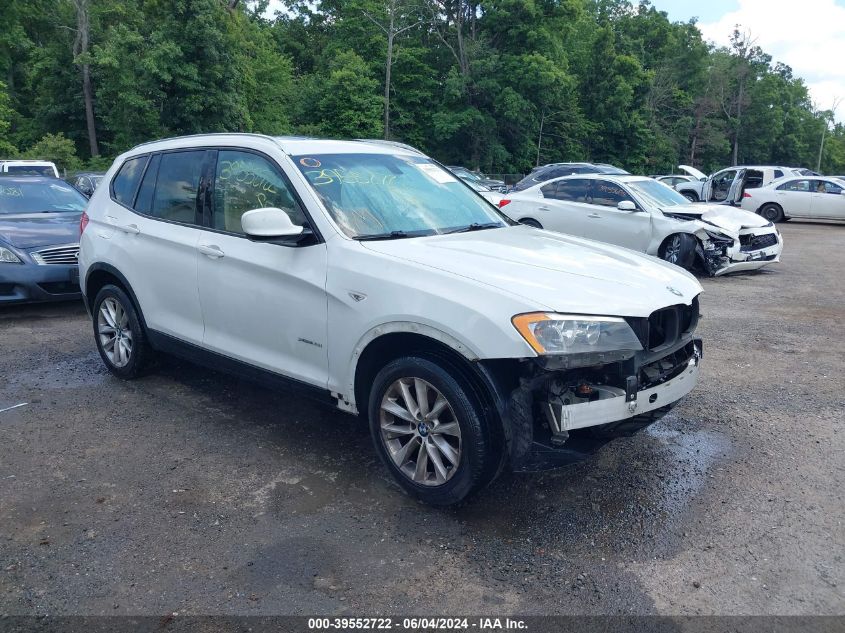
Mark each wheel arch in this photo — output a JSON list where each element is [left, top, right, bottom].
[[84, 264, 147, 330], [350, 326, 517, 426]]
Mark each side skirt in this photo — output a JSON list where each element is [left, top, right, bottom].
[[146, 329, 341, 410]]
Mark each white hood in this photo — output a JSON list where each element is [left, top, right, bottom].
[[664, 203, 770, 233], [678, 164, 707, 180], [361, 226, 701, 318]]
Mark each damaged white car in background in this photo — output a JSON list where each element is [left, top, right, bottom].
[[497, 174, 783, 276]]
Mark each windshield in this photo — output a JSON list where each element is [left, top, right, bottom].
[[0, 180, 87, 214], [626, 179, 690, 209], [294, 153, 508, 238], [6, 165, 55, 177]]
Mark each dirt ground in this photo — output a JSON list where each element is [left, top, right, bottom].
[[0, 221, 843, 617]]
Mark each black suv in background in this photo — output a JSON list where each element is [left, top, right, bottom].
[[510, 162, 629, 192]]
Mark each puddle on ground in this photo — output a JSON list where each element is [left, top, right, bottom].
[[644, 421, 732, 517], [454, 414, 733, 552], [7, 352, 109, 390]]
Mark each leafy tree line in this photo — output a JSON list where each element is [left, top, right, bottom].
[[1, 0, 843, 176]]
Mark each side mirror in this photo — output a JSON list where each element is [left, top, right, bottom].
[[241, 207, 305, 240], [617, 200, 638, 212]]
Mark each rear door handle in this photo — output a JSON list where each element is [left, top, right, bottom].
[[118, 223, 140, 234], [538, 206, 551, 211], [198, 244, 225, 259], [587, 213, 602, 218]]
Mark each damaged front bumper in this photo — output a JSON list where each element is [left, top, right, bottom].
[[701, 226, 782, 276], [500, 331, 702, 472]]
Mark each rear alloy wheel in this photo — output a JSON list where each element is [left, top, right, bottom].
[[758, 203, 784, 223], [93, 284, 153, 379], [682, 192, 698, 202], [369, 356, 501, 505], [520, 218, 543, 228], [660, 233, 697, 270]]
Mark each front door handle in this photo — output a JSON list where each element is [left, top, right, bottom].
[[118, 223, 140, 234], [587, 213, 602, 218], [198, 244, 225, 259]]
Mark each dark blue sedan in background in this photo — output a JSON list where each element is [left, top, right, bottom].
[[0, 176, 87, 304]]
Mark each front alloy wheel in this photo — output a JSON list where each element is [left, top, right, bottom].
[[368, 356, 502, 505], [660, 233, 697, 270], [379, 377, 462, 486]]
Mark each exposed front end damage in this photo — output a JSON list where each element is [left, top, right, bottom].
[[494, 301, 703, 472], [663, 209, 783, 276]]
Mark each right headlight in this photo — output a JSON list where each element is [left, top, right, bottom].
[[0, 246, 22, 263], [512, 313, 643, 355]]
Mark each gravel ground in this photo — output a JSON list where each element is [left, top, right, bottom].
[[0, 221, 843, 617]]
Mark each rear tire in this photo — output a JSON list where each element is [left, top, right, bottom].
[[758, 203, 784, 223], [368, 356, 501, 505], [520, 218, 543, 229], [659, 233, 697, 270], [92, 284, 153, 379]]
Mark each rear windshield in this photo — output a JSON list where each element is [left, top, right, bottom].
[[5, 165, 55, 177], [293, 153, 506, 238], [0, 180, 87, 214]]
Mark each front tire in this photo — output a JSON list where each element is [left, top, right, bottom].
[[681, 192, 699, 202], [758, 203, 784, 223], [93, 284, 153, 379], [368, 357, 500, 505], [660, 233, 697, 270]]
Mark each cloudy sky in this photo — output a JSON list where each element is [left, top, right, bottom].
[[656, 0, 845, 122]]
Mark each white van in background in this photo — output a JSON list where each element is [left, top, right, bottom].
[[0, 160, 60, 178]]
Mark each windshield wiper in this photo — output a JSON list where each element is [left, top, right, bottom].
[[353, 230, 413, 241], [441, 222, 502, 235]]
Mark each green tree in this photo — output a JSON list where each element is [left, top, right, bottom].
[[25, 132, 81, 174]]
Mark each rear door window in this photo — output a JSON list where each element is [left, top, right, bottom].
[[541, 178, 590, 202], [134, 154, 162, 215], [111, 156, 149, 207], [151, 151, 207, 224], [777, 179, 812, 192]]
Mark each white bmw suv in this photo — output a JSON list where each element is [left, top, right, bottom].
[[79, 134, 703, 505]]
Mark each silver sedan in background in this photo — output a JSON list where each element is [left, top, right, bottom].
[[740, 176, 845, 222]]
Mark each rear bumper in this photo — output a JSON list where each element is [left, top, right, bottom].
[[0, 263, 81, 304]]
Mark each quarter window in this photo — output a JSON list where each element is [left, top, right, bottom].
[[212, 150, 305, 234], [590, 180, 634, 207], [151, 151, 206, 224], [112, 156, 148, 207]]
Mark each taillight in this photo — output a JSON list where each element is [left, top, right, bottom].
[[743, 192, 751, 198], [498, 199, 511, 208], [79, 211, 89, 235]]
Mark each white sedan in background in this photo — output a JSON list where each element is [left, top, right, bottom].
[[740, 176, 845, 222], [498, 174, 783, 276]]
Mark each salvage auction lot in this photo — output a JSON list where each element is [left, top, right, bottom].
[[1, 222, 842, 616]]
